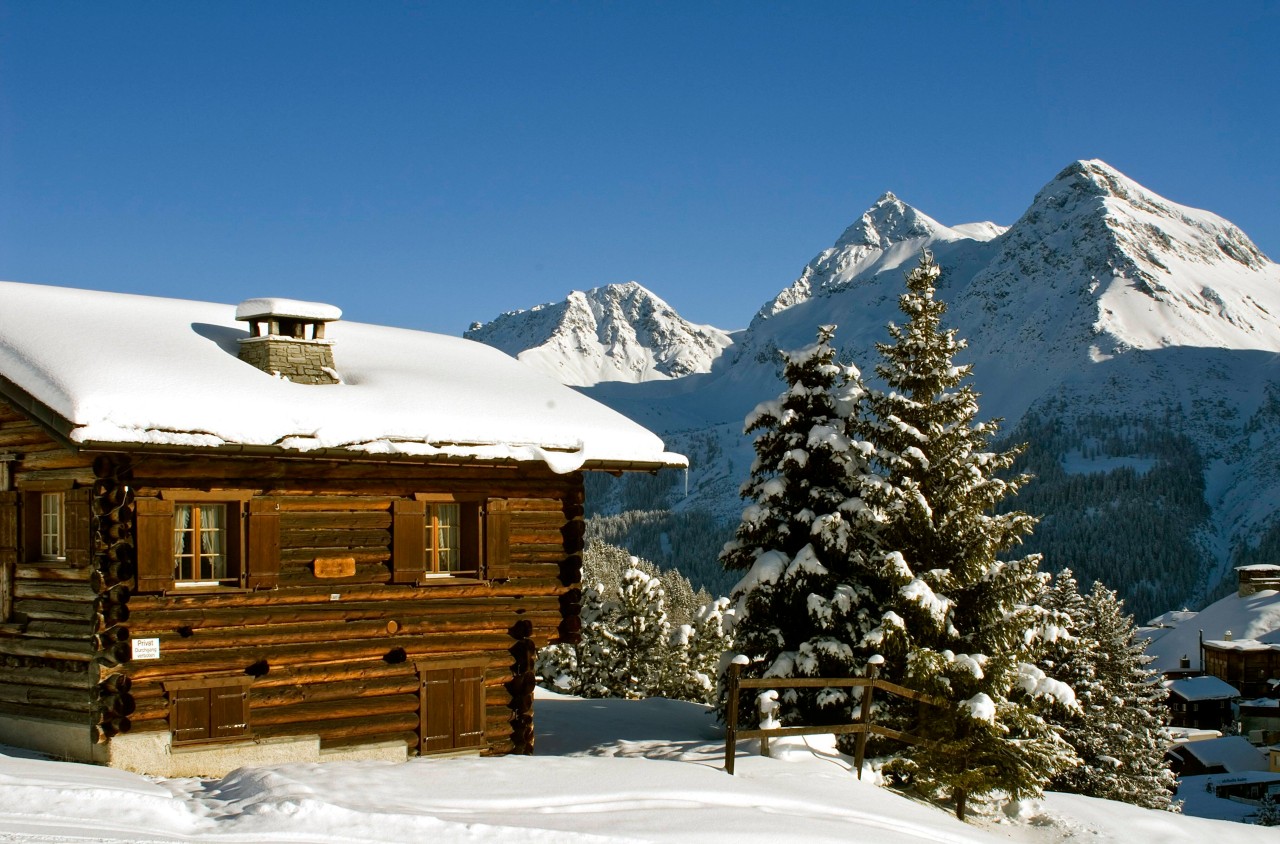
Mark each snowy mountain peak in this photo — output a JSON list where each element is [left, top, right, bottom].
[[1036, 159, 1269, 271], [753, 192, 975, 324], [954, 158, 1280, 367], [834, 191, 943, 250], [465, 282, 733, 387]]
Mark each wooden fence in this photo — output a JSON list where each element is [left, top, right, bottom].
[[723, 660, 948, 778]]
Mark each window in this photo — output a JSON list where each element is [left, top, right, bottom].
[[17, 485, 87, 564], [417, 655, 487, 754], [173, 503, 229, 583], [164, 677, 253, 745], [426, 502, 464, 575], [39, 492, 64, 560], [391, 496, 509, 584], [135, 493, 279, 593]]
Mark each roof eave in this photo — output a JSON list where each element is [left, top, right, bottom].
[[0, 373, 79, 450], [75, 439, 688, 473]]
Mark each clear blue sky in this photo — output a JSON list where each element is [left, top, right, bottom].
[[2, 2, 1276, 334]]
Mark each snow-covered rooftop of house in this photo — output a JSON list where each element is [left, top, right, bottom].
[[1239, 697, 1280, 709], [1145, 609, 1199, 629], [1163, 676, 1240, 701], [1173, 735, 1269, 773], [1167, 727, 1223, 743], [0, 281, 686, 473], [1203, 637, 1280, 652], [1142, 588, 1280, 672]]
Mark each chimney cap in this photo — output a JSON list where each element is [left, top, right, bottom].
[[235, 298, 342, 323]]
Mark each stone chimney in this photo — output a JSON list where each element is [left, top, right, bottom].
[[236, 298, 342, 385], [1237, 564, 1280, 597]]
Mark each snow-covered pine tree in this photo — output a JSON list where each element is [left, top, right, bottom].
[[859, 252, 1075, 812], [571, 567, 671, 700], [720, 325, 886, 729], [568, 580, 614, 698], [1041, 571, 1176, 809], [676, 597, 735, 704], [1255, 791, 1280, 826]]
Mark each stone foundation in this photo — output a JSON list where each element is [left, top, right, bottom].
[[0, 715, 104, 764], [107, 732, 408, 777]]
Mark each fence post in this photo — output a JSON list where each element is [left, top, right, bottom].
[[725, 661, 741, 775], [854, 657, 881, 780]]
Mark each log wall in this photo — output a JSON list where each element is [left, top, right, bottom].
[[0, 402, 99, 734], [0, 396, 585, 760]]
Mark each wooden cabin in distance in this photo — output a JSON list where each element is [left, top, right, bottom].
[[0, 281, 685, 776]]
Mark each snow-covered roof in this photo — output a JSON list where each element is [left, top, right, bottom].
[[1203, 637, 1280, 653], [1163, 675, 1241, 702], [0, 281, 687, 473], [1167, 727, 1223, 743], [1144, 608, 1198, 629], [1143, 588, 1280, 672], [1240, 697, 1280, 709], [1173, 736, 1269, 773]]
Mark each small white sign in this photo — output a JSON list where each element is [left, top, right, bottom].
[[131, 637, 161, 660]]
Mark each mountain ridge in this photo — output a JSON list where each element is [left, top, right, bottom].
[[471, 159, 1280, 620]]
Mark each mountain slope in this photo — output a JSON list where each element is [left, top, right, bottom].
[[576, 161, 1280, 620], [465, 281, 733, 387]]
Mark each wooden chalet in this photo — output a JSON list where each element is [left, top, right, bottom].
[[0, 282, 685, 776], [1163, 675, 1239, 731]]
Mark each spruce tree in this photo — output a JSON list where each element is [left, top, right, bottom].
[[856, 252, 1075, 812], [1256, 792, 1280, 827], [1042, 571, 1176, 809], [720, 325, 887, 728]]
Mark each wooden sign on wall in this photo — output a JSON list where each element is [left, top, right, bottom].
[[313, 557, 356, 578]]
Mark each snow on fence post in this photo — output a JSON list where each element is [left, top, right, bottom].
[[757, 690, 779, 758], [854, 655, 883, 781], [725, 660, 742, 774], [724, 655, 753, 775]]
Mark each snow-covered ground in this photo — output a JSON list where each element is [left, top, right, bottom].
[[0, 689, 1272, 843]]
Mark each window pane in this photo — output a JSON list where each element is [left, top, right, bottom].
[[40, 492, 63, 558], [174, 505, 195, 580], [436, 504, 460, 572], [198, 505, 227, 580]]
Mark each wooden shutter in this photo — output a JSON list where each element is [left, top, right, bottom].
[[169, 686, 211, 744], [0, 492, 13, 622], [455, 662, 486, 749], [134, 497, 175, 593], [245, 499, 280, 590], [210, 682, 251, 739], [0, 491, 17, 566], [63, 488, 92, 567], [20, 492, 39, 563], [392, 499, 426, 584], [420, 667, 454, 753], [418, 657, 488, 754], [484, 498, 510, 581]]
